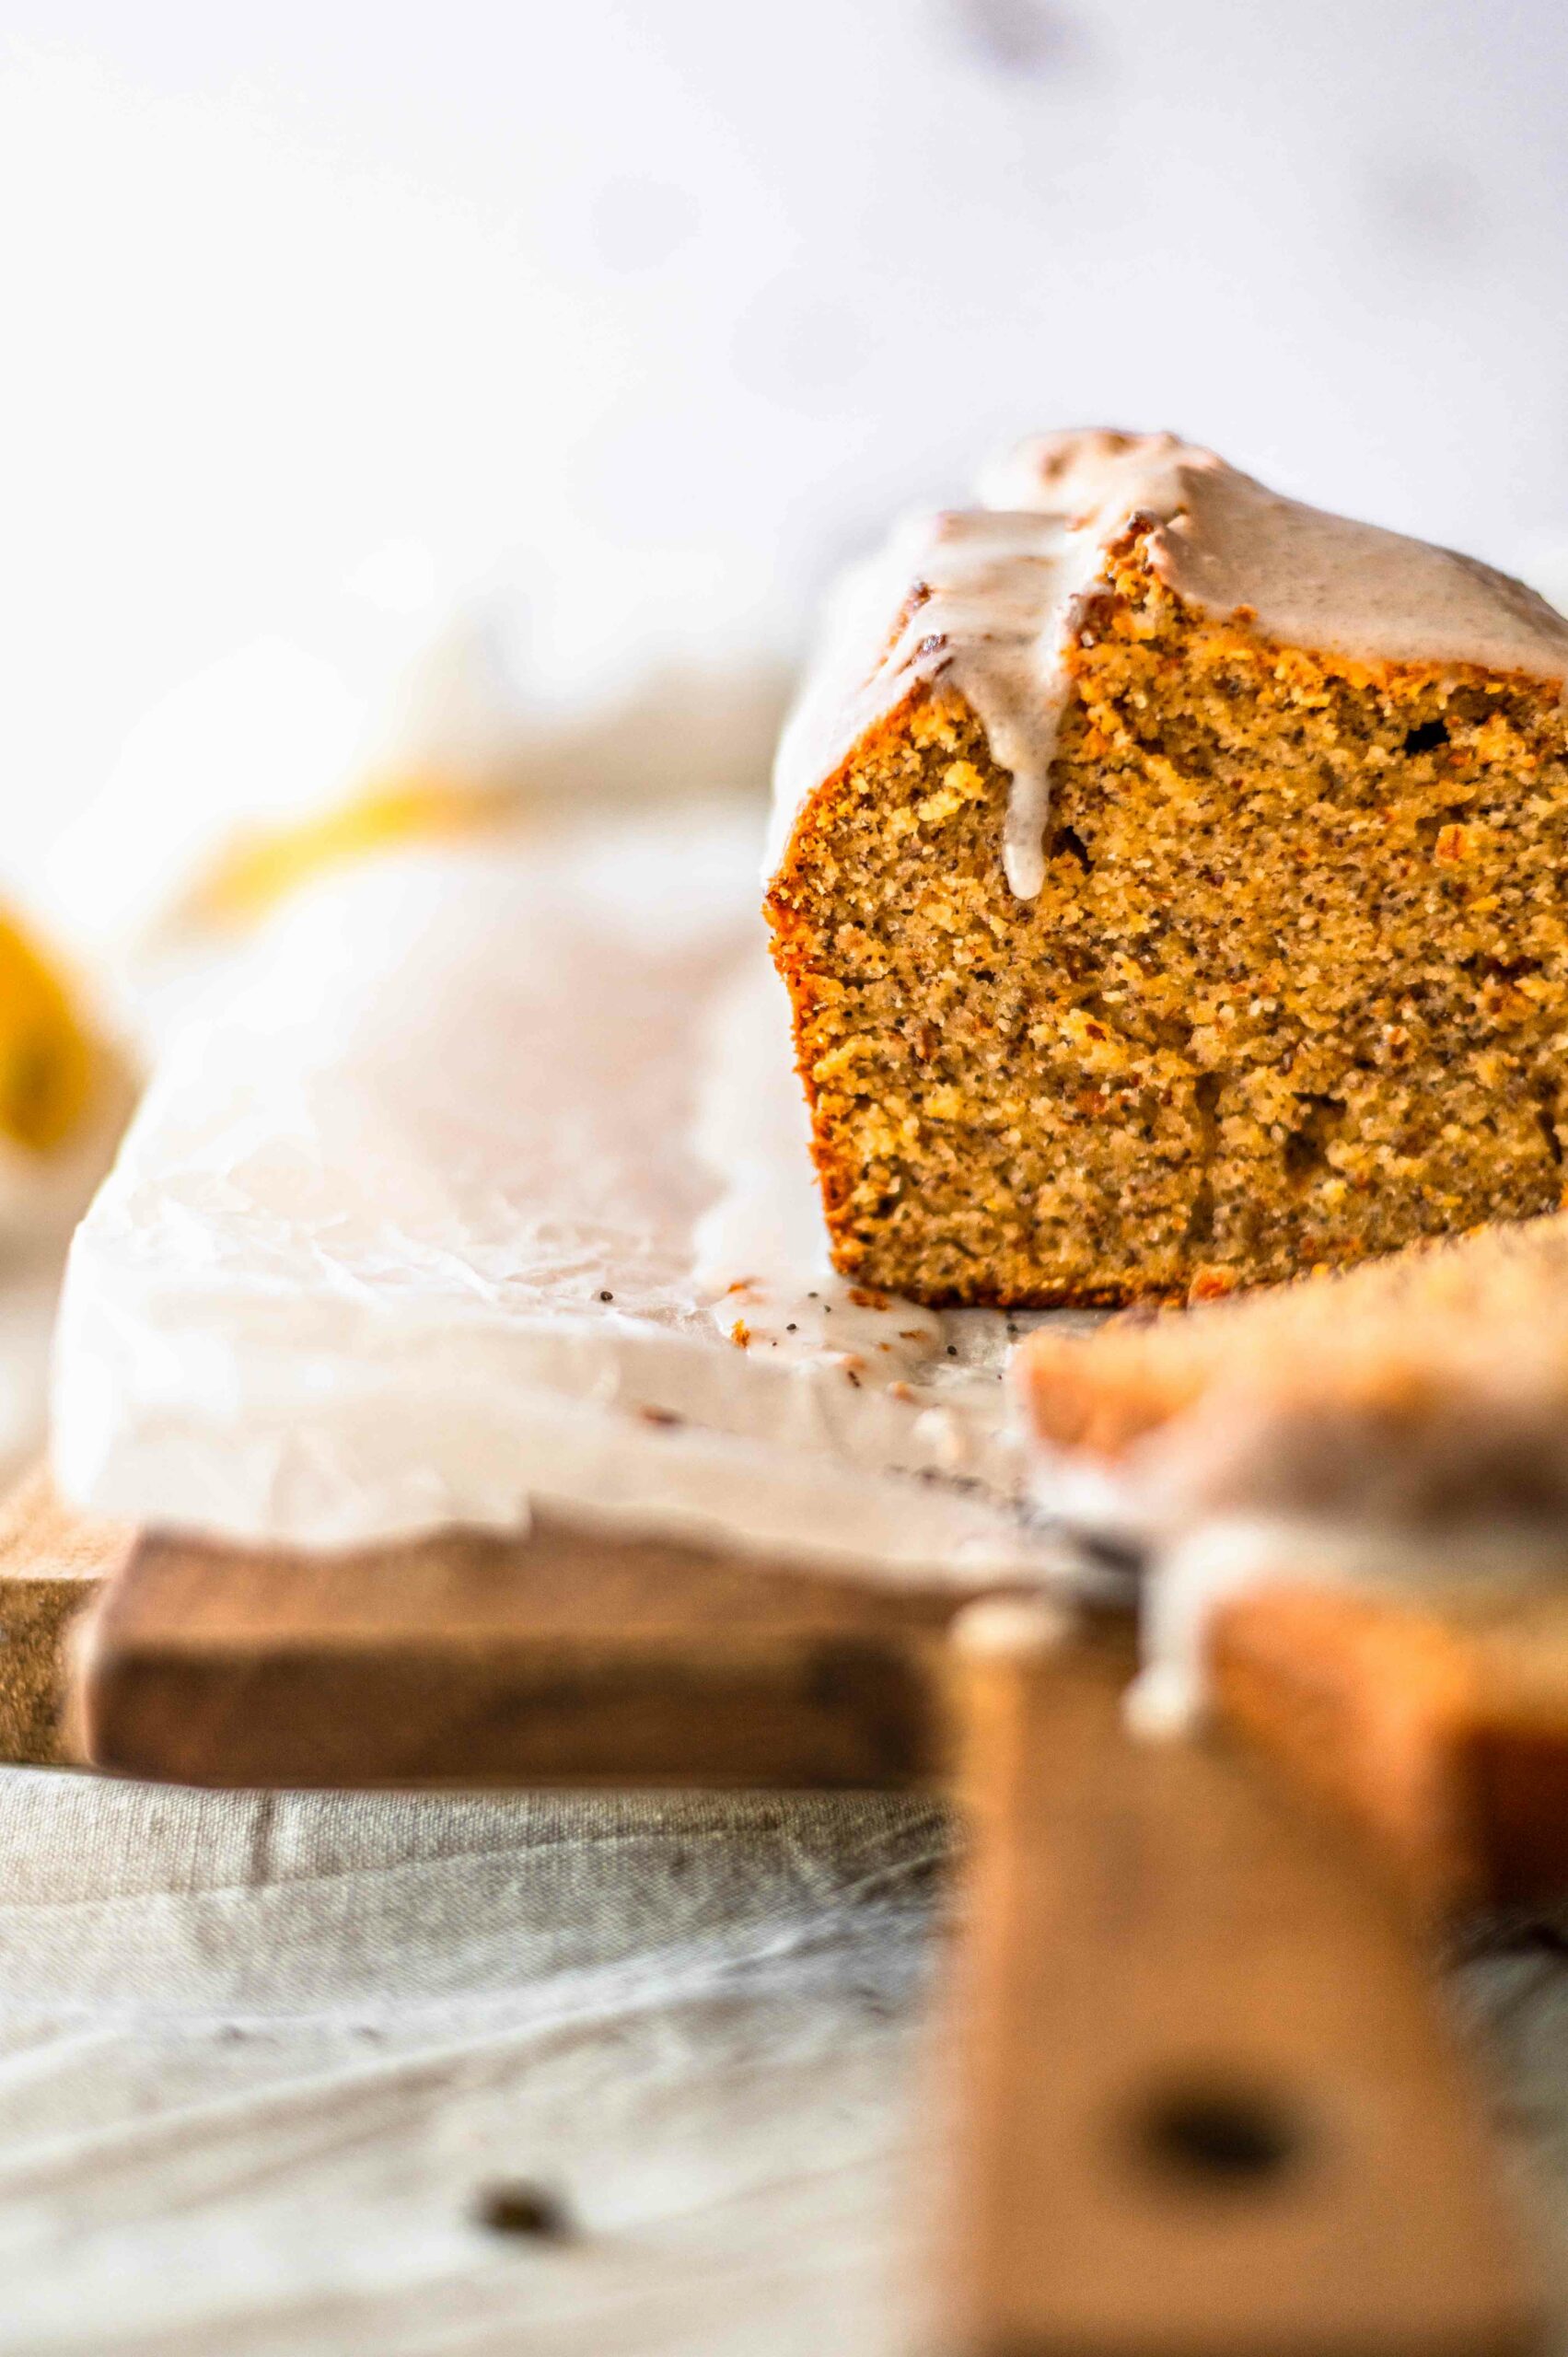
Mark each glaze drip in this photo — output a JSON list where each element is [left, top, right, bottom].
[[770, 505, 1107, 900]]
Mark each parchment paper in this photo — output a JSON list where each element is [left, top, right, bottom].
[[52, 813, 1076, 1585]]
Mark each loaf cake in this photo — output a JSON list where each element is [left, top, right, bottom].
[[765, 432, 1568, 1306]]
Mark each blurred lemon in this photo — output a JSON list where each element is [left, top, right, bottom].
[[0, 910, 96, 1155], [0, 903, 137, 1253], [187, 770, 509, 930]]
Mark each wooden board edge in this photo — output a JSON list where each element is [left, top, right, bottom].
[[70, 1518, 979, 1790], [0, 1467, 135, 1765]]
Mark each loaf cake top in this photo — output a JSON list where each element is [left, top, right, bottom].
[[771, 428, 1568, 898]]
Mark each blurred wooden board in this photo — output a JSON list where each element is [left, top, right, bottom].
[[0, 1469, 132, 1762], [49, 1480, 1568, 1931], [942, 1601, 1533, 2357], [12, 1460, 1568, 1932], [12, 1462, 1568, 1920]]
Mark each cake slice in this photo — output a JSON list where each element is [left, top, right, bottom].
[[1014, 1213, 1568, 1910], [765, 431, 1568, 1306], [1017, 1214, 1568, 1749], [1015, 1210, 1568, 1533]]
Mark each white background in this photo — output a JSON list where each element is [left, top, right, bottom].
[[3, 0, 1567, 938]]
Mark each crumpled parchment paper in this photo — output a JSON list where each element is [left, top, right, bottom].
[[52, 813, 1079, 1585]]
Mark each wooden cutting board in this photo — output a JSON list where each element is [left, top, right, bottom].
[[0, 1471, 1542, 2352], [74, 1505, 970, 1788]]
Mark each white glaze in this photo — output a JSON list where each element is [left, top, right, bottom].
[[993, 429, 1568, 680], [771, 429, 1568, 904], [768, 505, 1106, 900]]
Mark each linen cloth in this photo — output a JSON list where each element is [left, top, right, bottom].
[[4, 1768, 1568, 2354], [0, 1771, 947, 2355]]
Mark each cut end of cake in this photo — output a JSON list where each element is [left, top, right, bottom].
[[767, 432, 1568, 1307]]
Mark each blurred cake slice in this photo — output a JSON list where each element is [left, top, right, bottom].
[[766, 430, 1568, 1306], [1015, 1212, 1568, 1535], [1016, 1214, 1568, 1784]]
